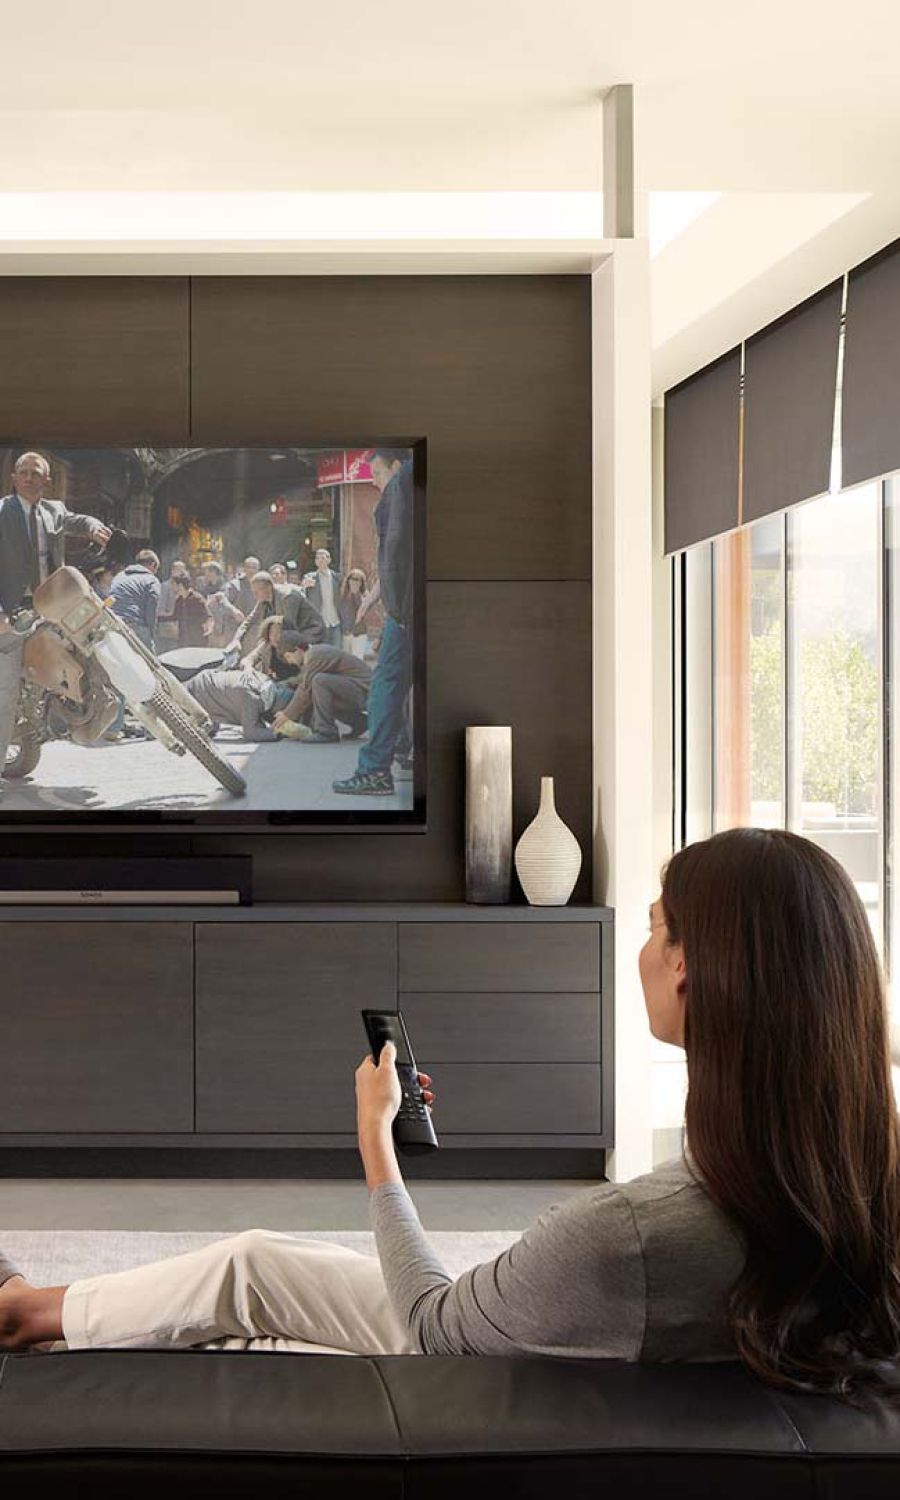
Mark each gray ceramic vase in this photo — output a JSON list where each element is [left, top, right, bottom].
[[465, 726, 513, 904]]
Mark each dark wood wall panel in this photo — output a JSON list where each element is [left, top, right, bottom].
[[189, 276, 592, 581], [195, 579, 592, 901], [0, 273, 594, 902], [0, 278, 190, 442]]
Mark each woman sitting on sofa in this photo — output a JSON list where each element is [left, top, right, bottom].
[[2, 827, 900, 1408]]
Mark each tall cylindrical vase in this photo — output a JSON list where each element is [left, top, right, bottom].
[[514, 776, 582, 906], [465, 726, 512, 904]]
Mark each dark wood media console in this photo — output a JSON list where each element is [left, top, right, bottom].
[[0, 904, 613, 1174]]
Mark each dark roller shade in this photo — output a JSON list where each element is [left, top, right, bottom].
[[842, 238, 900, 489], [664, 346, 741, 553], [742, 279, 842, 526]]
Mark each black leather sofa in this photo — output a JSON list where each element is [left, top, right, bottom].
[[2, 1349, 900, 1497]]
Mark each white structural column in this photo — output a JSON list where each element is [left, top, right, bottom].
[[592, 237, 655, 1182]]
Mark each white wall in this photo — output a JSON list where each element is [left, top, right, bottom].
[[649, 402, 688, 1164], [592, 238, 656, 1182]]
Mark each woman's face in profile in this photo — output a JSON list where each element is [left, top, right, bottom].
[[638, 896, 687, 1049]]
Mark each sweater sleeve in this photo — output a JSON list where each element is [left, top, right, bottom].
[[0, 1251, 24, 1287], [369, 1180, 647, 1359]]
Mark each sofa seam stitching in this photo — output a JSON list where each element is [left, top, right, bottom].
[[762, 1386, 810, 1455], [0, 1354, 8, 1396], [369, 1358, 406, 1471]]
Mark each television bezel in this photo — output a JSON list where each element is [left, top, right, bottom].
[[0, 437, 428, 834]]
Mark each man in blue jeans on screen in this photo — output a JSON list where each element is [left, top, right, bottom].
[[333, 449, 413, 797]]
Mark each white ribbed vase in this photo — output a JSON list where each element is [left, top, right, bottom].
[[514, 776, 582, 906]]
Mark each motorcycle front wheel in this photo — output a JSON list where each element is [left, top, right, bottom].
[[148, 688, 247, 798], [5, 724, 41, 778]]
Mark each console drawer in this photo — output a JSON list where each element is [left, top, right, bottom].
[[417, 1063, 600, 1134], [399, 993, 600, 1062], [399, 923, 600, 992]]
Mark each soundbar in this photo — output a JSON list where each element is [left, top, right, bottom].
[[0, 857, 252, 905]]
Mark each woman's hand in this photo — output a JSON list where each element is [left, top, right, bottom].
[[355, 1040, 435, 1134]]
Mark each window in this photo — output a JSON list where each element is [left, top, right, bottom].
[[675, 478, 900, 1117], [750, 515, 786, 828], [789, 485, 882, 949], [687, 486, 882, 943], [711, 516, 787, 833]]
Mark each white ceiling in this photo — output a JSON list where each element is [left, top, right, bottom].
[[6, 0, 900, 192]]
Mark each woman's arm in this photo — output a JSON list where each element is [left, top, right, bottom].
[[354, 1044, 479, 1353], [370, 1176, 644, 1359], [354, 1044, 648, 1359], [359, 1120, 404, 1191]]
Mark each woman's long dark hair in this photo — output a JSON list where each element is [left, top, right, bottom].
[[662, 827, 900, 1406], [340, 568, 367, 597]]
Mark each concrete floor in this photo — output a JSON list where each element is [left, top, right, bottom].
[[2, 724, 412, 813], [0, 1176, 599, 1231]]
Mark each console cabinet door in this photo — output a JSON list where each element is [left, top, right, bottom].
[[0, 922, 193, 1133], [195, 923, 397, 1133]]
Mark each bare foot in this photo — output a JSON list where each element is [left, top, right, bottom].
[[0, 1276, 66, 1350]]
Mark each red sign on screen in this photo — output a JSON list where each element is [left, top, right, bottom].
[[316, 449, 374, 487]]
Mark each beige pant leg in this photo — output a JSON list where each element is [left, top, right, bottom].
[[61, 1229, 419, 1357]]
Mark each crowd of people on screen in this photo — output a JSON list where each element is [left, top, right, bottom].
[[90, 449, 415, 796]]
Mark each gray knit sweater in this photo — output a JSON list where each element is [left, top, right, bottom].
[[369, 1153, 747, 1360]]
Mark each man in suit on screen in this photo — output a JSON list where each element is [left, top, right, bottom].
[[0, 451, 111, 796], [301, 549, 343, 648]]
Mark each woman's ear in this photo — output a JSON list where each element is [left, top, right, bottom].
[[669, 943, 688, 1046], [668, 942, 687, 998]]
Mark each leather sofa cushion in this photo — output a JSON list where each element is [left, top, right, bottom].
[[2, 1349, 900, 1499]]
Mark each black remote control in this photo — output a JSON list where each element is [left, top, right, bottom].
[[361, 1008, 439, 1155]]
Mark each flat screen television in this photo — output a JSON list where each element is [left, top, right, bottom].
[[0, 442, 426, 831]]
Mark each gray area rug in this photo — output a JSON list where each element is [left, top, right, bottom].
[[0, 1228, 522, 1286]]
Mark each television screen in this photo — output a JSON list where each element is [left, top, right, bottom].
[[0, 443, 425, 829]]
